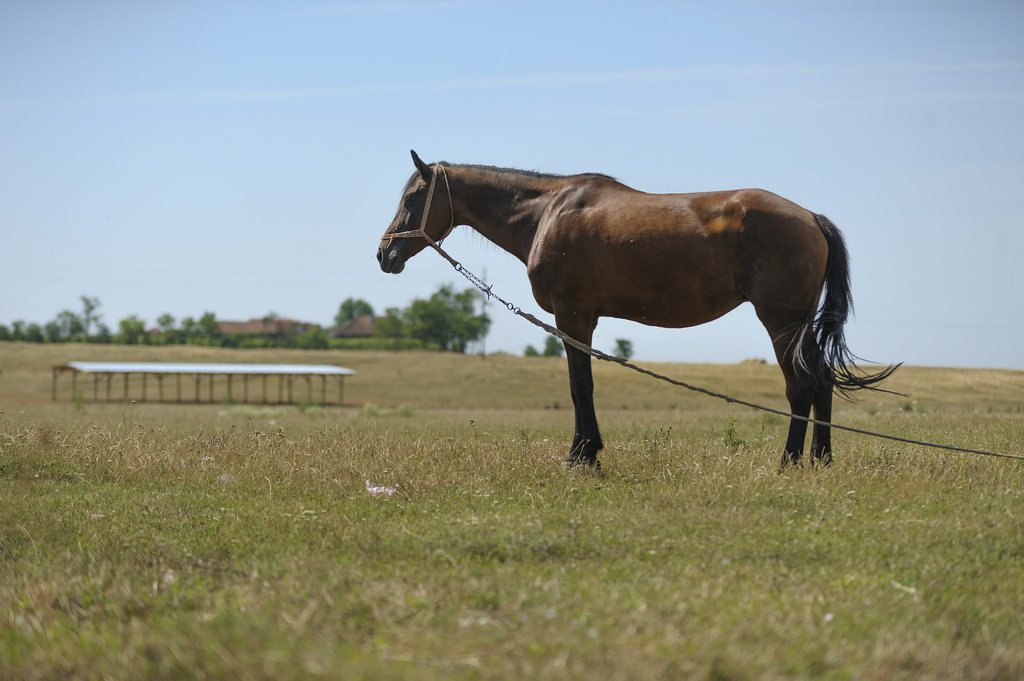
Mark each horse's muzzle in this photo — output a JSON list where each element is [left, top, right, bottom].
[[377, 245, 405, 274]]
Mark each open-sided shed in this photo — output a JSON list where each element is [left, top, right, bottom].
[[52, 362, 356, 405]]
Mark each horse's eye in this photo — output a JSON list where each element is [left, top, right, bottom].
[[403, 195, 417, 209]]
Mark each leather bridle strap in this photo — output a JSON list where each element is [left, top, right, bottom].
[[381, 164, 453, 249]]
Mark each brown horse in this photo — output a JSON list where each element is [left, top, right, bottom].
[[377, 150, 896, 468]]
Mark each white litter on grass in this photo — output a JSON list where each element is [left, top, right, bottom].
[[890, 580, 921, 599], [365, 479, 397, 497]]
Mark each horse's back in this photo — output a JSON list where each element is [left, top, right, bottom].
[[528, 180, 828, 327]]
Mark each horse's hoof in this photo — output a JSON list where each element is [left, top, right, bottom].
[[778, 450, 803, 473], [564, 452, 601, 470], [810, 449, 833, 468], [565, 437, 602, 470]]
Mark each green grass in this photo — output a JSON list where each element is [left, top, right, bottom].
[[1, 342, 1023, 679]]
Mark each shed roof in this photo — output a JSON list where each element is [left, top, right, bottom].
[[56, 362, 355, 376]]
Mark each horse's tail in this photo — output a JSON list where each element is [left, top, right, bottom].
[[805, 213, 900, 397]]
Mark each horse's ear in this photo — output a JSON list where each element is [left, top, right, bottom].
[[410, 149, 432, 180]]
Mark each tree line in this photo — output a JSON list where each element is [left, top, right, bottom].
[[2, 290, 638, 357], [1, 287, 491, 353], [523, 335, 634, 359]]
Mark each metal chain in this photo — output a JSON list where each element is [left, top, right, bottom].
[[388, 165, 1024, 462]]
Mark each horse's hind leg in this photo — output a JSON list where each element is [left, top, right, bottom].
[[761, 318, 817, 468], [810, 381, 833, 466]]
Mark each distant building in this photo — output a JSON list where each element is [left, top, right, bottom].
[[217, 318, 316, 336], [332, 315, 376, 338]]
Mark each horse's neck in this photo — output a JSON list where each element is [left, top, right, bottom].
[[447, 166, 552, 264]]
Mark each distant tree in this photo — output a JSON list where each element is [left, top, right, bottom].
[[523, 345, 540, 357], [43, 321, 61, 343], [258, 312, 279, 335], [180, 316, 199, 342], [93, 323, 112, 344], [373, 307, 406, 339], [154, 313, 178, 345], [80, 295, 101, 338], [402, 285, 490, 353], [259, 313, 304, 345], [156, 313, 176, 332], [54, 311, 85, 341], [613, 338, 634, 359], [542, 336, 564, 357], [11, 321, 26, 341], [335, 298, 375, 328], [0, 324, 9, 341], [296, 326, 329, 349], [24, 323, 43, 343], [373, 286, 489, 352], [117, 316, 147, 345], [196, 312, 221, 345]]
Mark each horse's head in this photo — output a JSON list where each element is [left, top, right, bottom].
[[377, 150, 452, 274]]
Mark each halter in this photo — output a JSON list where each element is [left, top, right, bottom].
[[380, 163, 454, 251]]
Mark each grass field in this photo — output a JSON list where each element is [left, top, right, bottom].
[[2, 342, 1023, 680]]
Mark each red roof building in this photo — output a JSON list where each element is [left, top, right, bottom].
[[217, 318, 316, 336], [332, 315, 375, 338]]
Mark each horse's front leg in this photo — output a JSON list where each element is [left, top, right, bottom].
[[556, 311, 603, 468], [564, 345, 603, 468]]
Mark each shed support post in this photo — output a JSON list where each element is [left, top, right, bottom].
[[227, 375, 233, 403], [157, 375, 164, 402], [124, 373, 129, 401], [243, 375, 248, 403], [262, 375, 268, 404], [106, 374, 112, 401], [142, 373, 147, 402], [93, 375, 99, 402], [177, 374, 182, 403], [278, 375, 283, 404], [195, 374, 200, 403], [321, 375, 326, 406], [288, 376, 293, 404], [209, 374, 214, 402]]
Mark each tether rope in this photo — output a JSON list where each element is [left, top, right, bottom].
[[381, 165, 1024, 462]]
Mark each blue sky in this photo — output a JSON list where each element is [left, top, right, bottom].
[[2, 1, 1022, 368]]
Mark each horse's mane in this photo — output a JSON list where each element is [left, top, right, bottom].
[[443, 162, 617, 183]]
